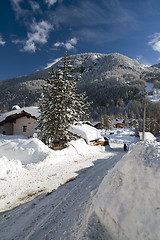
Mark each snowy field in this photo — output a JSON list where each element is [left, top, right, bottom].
[[0, 129, 160, 239]]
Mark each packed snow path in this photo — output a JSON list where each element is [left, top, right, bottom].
[[0, 148, 125, 240]]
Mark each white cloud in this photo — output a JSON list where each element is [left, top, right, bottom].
[[69, 38, 78, 45], [148, 33, 160, 53], [44, 0, 58, 8], [12, 39, 21, 45], [11, 0, 55, 53], [11, 0, 41, 18], [0, 35, 6, 46], [22, 20, 53, 53], [10, 0, 27, 19], [152, 41, 160, 52], [29, 0, 40, 12], [54, 42, 62, 47], [12, 20, 53, 53], [65, 42, 74, 50], [54, 37, 78, 50], [10, 0, 23, 10], [23, 41, 36, 53]]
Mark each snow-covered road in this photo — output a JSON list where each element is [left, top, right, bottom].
[[0, 148, 125, 240]]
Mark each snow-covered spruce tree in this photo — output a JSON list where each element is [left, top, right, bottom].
[[37, 51, 90, 148]]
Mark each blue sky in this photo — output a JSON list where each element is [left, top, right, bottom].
[[1, 0, 160, 80]]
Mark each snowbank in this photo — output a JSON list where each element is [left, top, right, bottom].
[[0, 156, 23, 180], [0, 135, 111, 212], [139, 132, 156, 141], [91, 141, 160, 240], [0, 136, 102, 181], [0, 137, 52, 170]]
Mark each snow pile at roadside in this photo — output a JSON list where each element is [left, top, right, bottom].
[[0, 135, 112, 212], [0, 135, 105, 181], [0, 156, 23, 180], [90, 140, 160, 240], [139, 131, 156, 141], [0, 137, 53, 170]]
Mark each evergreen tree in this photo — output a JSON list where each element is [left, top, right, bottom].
[[37, 51, 90, 147]]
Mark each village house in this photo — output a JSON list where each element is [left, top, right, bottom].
[[0, 106, 39, 138], [113, 118, 131, 128], [84, 121, 103, 129], [113, 119, 126, 128], [148, 120, 160, 136], [92, 122, 103, 129], [0, 107, 108, 146]]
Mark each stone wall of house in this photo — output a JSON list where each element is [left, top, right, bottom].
[[0, 122, 13, 135], [13, 116, 37, 137]]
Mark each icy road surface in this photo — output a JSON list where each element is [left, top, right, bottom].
[[0, 148, 125, 240]]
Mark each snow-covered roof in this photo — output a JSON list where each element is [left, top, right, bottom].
[[113, 119, 124, 124], [92, 122, 102, 127], [69, 124, 104, 143], [0, 107, 40, 123]]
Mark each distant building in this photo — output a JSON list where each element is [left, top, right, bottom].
[[135, 119, 160, 137], [113, 119, 125, 128], [92, 122, 103, 129], [148, 120, 160, 136]]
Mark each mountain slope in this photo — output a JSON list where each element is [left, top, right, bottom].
[[0, 53, 160, 117]]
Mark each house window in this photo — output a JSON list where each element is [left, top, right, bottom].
[[23, 126, 27, 132]]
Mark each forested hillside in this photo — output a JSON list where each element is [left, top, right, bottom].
[[0, 53, 160, 121]]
